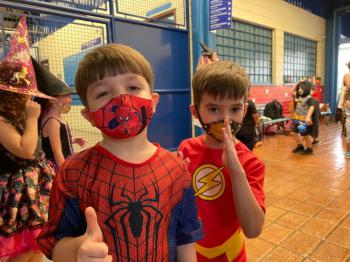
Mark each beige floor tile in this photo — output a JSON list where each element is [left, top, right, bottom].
[[273, 198, 300, 211], [310, 241, 350, 261], [327, 197, 350, 213], [285, 181, 308, 190], [293, 203, 323, 217], [265, 192, 283, 206], [341, 215, 350, 229], [275, 212, 310, 230], [246, 238, 275, 262], [260, 223, 294, 245], [301, 258, 317, 262], [261, 247, 303, 262], [323, 188, 344, 198], [287, 190, 313, 202], [264, 183, 280, 193], [301, 185, 324, 195], [280, 231, 322, 256], [300, 217, 336, 239], [315, 209, 347, 224], [307, 194, 336, 207], [271, 186, 295, 197], [265, 206, 288, 222], [327, 227, 350, 249]]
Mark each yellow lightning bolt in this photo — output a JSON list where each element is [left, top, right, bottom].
[[195, 167, 224, 196]]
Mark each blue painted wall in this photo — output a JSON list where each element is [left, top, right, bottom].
[[113, 21, 191, 150]]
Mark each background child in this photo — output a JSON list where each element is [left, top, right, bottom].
[[0, 16, 55, 261], [37, 44, 203, 261], [344, 88, 350, 158], [179, 61, 265, 261], [236, 95, 260, 151], [310, 85, 320, 145], [31, 57, 86, 168], [291, 80, 315, 155]]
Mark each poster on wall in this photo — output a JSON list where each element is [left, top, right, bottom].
[[209, 0, 232, 31]]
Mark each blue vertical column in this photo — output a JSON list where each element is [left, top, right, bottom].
[[192, 0, 209, 72], [192, 0, 218, 71], [324, 11, 341, 114]]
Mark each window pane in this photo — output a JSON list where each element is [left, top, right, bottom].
[[216, 20, 272, 84], [283, 33, 316, 83]]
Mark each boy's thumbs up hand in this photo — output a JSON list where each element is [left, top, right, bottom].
[[85, 206, 103, 242], [77, 207, 113, 262]]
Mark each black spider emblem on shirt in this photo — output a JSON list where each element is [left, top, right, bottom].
[[105, 181, 163, 261]]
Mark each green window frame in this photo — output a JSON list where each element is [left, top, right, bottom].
[[216, 20, 273, 84], [284, 33, 317, 84]]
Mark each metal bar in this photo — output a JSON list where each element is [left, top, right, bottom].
[[114, 17, 188, 33], [4, 0, 189, 33], [108, 0, 115, 43], [2, 0, 114, 20], [0, 1, 109, 24]]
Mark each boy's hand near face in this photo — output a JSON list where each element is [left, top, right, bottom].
[[78, 207, 112, 262], [221, 119, 240, 172], [221, 119, 265, 238]]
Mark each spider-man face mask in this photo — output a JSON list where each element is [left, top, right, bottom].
[[88, 94, 154, 139]]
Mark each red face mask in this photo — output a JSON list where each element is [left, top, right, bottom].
[[88, 94, 154, 139]]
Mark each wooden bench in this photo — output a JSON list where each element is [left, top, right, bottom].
[[255, 103, 291, 139], [259, 117, 290, 139]]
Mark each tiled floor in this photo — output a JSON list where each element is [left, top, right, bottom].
[[245, 122, 350, 262]]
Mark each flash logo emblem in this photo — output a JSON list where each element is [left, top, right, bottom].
[[193, 164, 225, 201]]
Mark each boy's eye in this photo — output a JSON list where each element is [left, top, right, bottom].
[[127, 86, 140, 91], [96, 91, 111, 98], [208, 107, 219, 113], [231, 107, 241, 112]]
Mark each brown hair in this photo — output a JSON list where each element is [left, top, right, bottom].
[[0, 90, 26, 132], [192, 61, 250, 107], [75, 44, 154, 107]]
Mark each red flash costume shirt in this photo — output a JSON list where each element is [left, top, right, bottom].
[[179, 135, 265, 262], [37, 144, 203, 261]]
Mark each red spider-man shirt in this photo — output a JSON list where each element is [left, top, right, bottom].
[[37, 144, 203, 261]]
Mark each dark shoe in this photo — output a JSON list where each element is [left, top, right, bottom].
[[292, 145, 304, 153], [312, 139, 320, 145], [300, 148, 313, 155]]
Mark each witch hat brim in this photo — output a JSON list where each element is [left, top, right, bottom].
[[0, 60, 55, 100], [199, 41, 215, 56], [0, 82, 56, 99], [0, 15, 55, 100], [31, 56, 75, 96]]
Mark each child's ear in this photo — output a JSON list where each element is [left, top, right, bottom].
[[151, 93, 160, 112], [190, 104, 199, 119], [81, 108, 95, 127]]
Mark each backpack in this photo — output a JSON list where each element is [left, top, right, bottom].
[[264, 99, 283, 119]]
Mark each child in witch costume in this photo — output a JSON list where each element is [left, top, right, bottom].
[[0, 16, 55, 261], [31, 57, 86, 169], [37, 44, 203, 261]]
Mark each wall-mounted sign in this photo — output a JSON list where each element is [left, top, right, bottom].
[[81, 37, 102, 50], [209, 0, 232, 31]]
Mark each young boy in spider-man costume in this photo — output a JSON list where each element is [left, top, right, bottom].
[[37, 44, 203, 262], [179, 61, 265, 261]]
